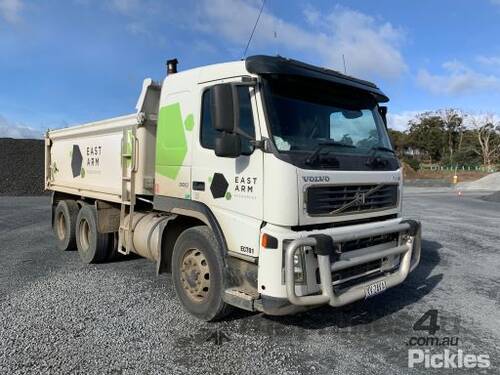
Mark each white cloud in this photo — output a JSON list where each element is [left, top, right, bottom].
[[108, 0, 140, 14], [476, 55, 500, 68], [126, 21, 149, 36], [387, 111, 423, 131], [195, 1, 407, 79], [0, 0, 23, 23], [303, 5, 320, 26], [0, 115, 43, 139], [417, 60, 500, 95], [97, 0, 407, 78]]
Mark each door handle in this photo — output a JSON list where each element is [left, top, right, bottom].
[[192, 181, 205, 191]]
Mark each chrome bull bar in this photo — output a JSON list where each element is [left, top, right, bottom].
[[284, 220, 421, 307]]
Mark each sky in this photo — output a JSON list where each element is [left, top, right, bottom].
[[1, 0, 500, 138]]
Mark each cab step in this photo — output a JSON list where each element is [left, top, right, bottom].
[[223, 288, 259, 312]]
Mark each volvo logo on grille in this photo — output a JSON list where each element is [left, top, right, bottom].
[[352, 192, 366, 206], [332, 184, 384, 214]]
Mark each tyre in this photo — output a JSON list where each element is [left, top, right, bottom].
[[172, 226, 232, 321], [75, 204, 110, 264], [53, 200, 79, 251], [106, 231, 121, 261]]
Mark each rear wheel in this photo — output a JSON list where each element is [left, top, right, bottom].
[[53, 200, 79, 251], [75, 204, 110, 264], [172, 226, 232, 321], [106, 231, 121, 261]]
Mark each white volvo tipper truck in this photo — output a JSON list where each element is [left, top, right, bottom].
[[45, 56, 421, 321]]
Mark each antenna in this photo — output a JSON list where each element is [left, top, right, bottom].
[[342, 54, 347, 74], [273, 3, 278, 55], [242, 0, 266, 59]]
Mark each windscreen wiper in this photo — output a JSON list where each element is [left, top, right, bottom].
[[365, 145, 396, 168], [369, 146, 396, 155], [305, 141, 356, 165]]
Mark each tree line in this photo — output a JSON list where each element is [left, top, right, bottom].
[[388, 109, 500, 170]]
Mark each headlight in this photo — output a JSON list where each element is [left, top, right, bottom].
[[282, 242, 308, 285], [293, 246, 308, 284]]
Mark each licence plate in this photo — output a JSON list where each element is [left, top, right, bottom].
[[365, 280, 387, 298]]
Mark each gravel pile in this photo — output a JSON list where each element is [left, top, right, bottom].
[[456, 172, 500, 191], [0, 138, 46, 196]]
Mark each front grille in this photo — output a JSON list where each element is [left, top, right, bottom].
[[341, 233, 398, 253], [306, 184, 398, 216], [332, 259, 382, 282], [315, 259, 382, 284]]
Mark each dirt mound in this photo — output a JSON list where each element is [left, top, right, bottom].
[[0, 138, 46, 196], [456, 172, 500, 191]]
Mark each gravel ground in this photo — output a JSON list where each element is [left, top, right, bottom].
[[0, 191, 499, 374], [482, 190, 500, 202], [0, 138, 45, 196]]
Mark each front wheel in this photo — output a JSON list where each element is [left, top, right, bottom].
[[172, 226, 232, 321]]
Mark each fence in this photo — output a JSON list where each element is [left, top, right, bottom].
[[422, 164, 498, 173]]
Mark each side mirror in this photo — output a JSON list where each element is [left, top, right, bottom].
[[215, 133, 241, 158], [378, 106, 388, 127], [210, 84, 239, 133]]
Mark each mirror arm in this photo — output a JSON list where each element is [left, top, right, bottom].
[[235, 128, 253, 140], [250, 139, 265, 150]]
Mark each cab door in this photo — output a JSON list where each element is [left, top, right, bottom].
[[191, 81, 264, 258]]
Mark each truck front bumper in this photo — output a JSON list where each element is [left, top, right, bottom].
[[284, 220, 421, 307]]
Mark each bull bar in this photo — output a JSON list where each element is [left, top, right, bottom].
[[284, 220, 421, 306]]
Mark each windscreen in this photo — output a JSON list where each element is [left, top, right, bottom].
[[265, 77, 393, 156]]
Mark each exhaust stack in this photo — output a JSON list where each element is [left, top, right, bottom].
[[166, 58, 178, 75]]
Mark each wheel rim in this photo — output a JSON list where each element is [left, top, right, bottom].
[[79, 219, 91, 252], [180, 248, 210, 303], [56, 212, 66, 240]]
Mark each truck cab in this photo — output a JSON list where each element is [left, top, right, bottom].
[[152, 55, 421, 316]]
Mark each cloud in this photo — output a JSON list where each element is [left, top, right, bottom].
[[387, 111, 423, 131], [476, 55, 500, 68], [195, 1, 407, 79], [0, 0, 23, 23], [126, 21, 150, 36], [417, 60, 500, 95], [0, 115, 43, 139], [108, 0, 141, 14], [97, 0, 407, 78]]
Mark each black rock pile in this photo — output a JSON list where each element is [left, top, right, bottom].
[[0, 138, 46, 196]]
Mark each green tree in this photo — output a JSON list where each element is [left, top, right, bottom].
[[387, 129, 408, 155], [453, 129, 482, 166], [439, 109, 465, 164], [407, 113, 446, 163]]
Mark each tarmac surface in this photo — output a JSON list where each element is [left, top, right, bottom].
[[0, 190, 499, 374]]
